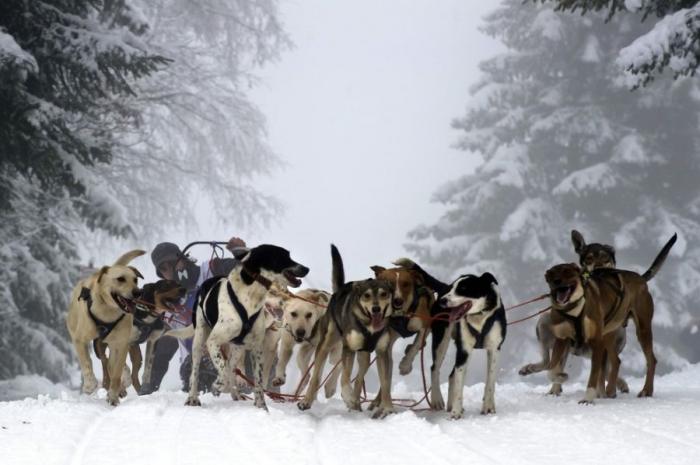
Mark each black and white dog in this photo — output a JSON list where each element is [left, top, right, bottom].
[[394, 258, 506, 418], [185, 244, 309, 409]]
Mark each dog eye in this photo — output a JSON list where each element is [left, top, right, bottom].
[[291, 312, 298, 318], [305, 313, 312, 319], [117, 276, 126, 283], [363, 293, 371, 299]]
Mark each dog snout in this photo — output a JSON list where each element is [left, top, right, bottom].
[[439, 297, 448, 307], [293, 264, 310, 277], [393, 298, 404, 307], [295, 328, 306, 338], [371, 305, 381, 314], [132, 288, 142, 298]]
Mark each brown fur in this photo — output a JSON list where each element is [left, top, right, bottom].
[[545, 263, 657, 403], [65, 250, 145, 405], [366, 265, 435, 411]]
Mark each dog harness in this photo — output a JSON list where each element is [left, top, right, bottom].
[[464, 307, 507, 349], [389, 286, 433, 338], [79, 287, 125, 340], [554, 298, 586, 349], [353, 316, 386, 352], [226, 281, 261, 345]]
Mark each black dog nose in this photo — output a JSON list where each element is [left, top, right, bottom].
[[295, 328, 306, 337], [393, 298, 404, 307], [294, 264, 310, 277], [132, 289, 142, 298], [439, 297, 448, 307], [371, 306, 381, 314]]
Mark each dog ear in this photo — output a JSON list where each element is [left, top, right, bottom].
[[97, 266, 110, 283], [410, 270, 425, 285], [129, 266, 144, 279], [481, 272, 498, 286], [603, 244, 616, 260], [370, 265, 386, 277], [231, 247, 251, 262], [314, 292, 330, 306], [571, 230, 586, 254]]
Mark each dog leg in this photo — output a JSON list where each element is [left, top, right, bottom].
[[399, 329, 425, 375], [106, 343, 129, 406], [340, 346, 358, 410], [633, 294, 657, 398], [298, 330, 337, 411], [547, 344, 569, 396], [141, 338, 156, 389], [130, 345, 142, 393], [294, 343, 314, 394], [93, 339, 111, 391], [351, 351, 371, 412], [228, 346, 248, 400], [482, 349, 499, 415], [448, 348, 469, 419], [76, 340, 99, 394], [262, 330, 279, 390], [206, 321, 241, 397], [430, 322, 451, 410], [605, 341, 621, 399], [369, 332, 397, 412], [372, 348, 395, 419], [325, 343, 342, 399], [272, 332, 294, 387], [580, 342, 604, 405], [186, 323, 211, 406]]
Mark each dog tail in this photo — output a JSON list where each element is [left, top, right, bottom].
[[164, 325, 195, 339], [113, 249, 146, 266], [642, 233, 677, 281], [330, 244, 345, 293]]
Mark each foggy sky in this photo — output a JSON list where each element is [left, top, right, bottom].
[[139, 0, 503, 285]]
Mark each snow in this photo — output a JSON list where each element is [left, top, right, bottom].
[[617, 4, 700, 87], [553, 163, 620, 196], [0, 29, 38, 74], [2, 365, 700, 464]]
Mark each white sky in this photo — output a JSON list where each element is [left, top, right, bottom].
[[138, 0, 503, 286]]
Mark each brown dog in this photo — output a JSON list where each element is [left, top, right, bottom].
[[367, 265, 434, 410], [66, 250, 145, 405], [94, 279, 186, 394], [519, 230, 628, 395], [545, 233, 676, 403]]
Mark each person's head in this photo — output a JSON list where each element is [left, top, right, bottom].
[[151, 242, 183, 280]]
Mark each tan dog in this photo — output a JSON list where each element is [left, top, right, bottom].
[[94, 279, 186, 393], [66, 250, 145, 405], [367, 265, 434, 410], [545, 233, 675, 403], [272, 289, 342, 398]]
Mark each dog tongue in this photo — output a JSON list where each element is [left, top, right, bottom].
[[371, 313, 384, 330], [556, 287, 572, 304]]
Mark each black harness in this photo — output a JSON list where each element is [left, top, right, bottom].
[[464, 307, 506, 349], [79, 287, 125, 340], [226, 281, 261, 345], [331, 308, 386, 353], [132, 307, 165, 344], [554, 302, 586, 349], [389, 286, 433, 338]]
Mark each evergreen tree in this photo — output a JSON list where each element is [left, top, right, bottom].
[[407, 0, 700, 374], [545, 0, 700, 86], [0, 0, 167, 381]]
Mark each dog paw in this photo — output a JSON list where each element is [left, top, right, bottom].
[[254, 398, 268, 411], [551, 372, 569, 384], [345, 399, 362, 412], [578, 399, 595, 405], [481, 401, 496, 415], [367, 397, 380, 411], [230, 391, 246, 401], [82, 377, 98, 395], [637, 388, 653, 398], [605, 386, 617, 399], [107, 392, 120, 406], [271, 376, 286, 387], [617, 378, 630, 394], [547, 384, 563, 396], [185, 397, 201, 407], [399, 358, 414, 376], [297, 400, 312, 411], [430, 392, 445, 411], [371, 406, 395, 420], [212, 379, 226, 397], [450, 408, 464, 420], [518, 364, 538, 376], [119, 389, 128, 398]]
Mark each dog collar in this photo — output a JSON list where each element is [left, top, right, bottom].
[[241, 267, 272, 289], [79, 287, 126, 340]]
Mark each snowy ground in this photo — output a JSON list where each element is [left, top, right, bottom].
[[2, 365, 700, 465]]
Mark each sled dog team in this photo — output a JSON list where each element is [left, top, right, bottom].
[[66, 230, 677, 418]]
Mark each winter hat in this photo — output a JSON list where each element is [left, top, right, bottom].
[[151, 242, 182, 269]]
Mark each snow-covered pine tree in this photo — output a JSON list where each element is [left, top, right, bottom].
[[0, 0, 167, 382], [547, 0, 700, 87], [407, 0, 700, 374]]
